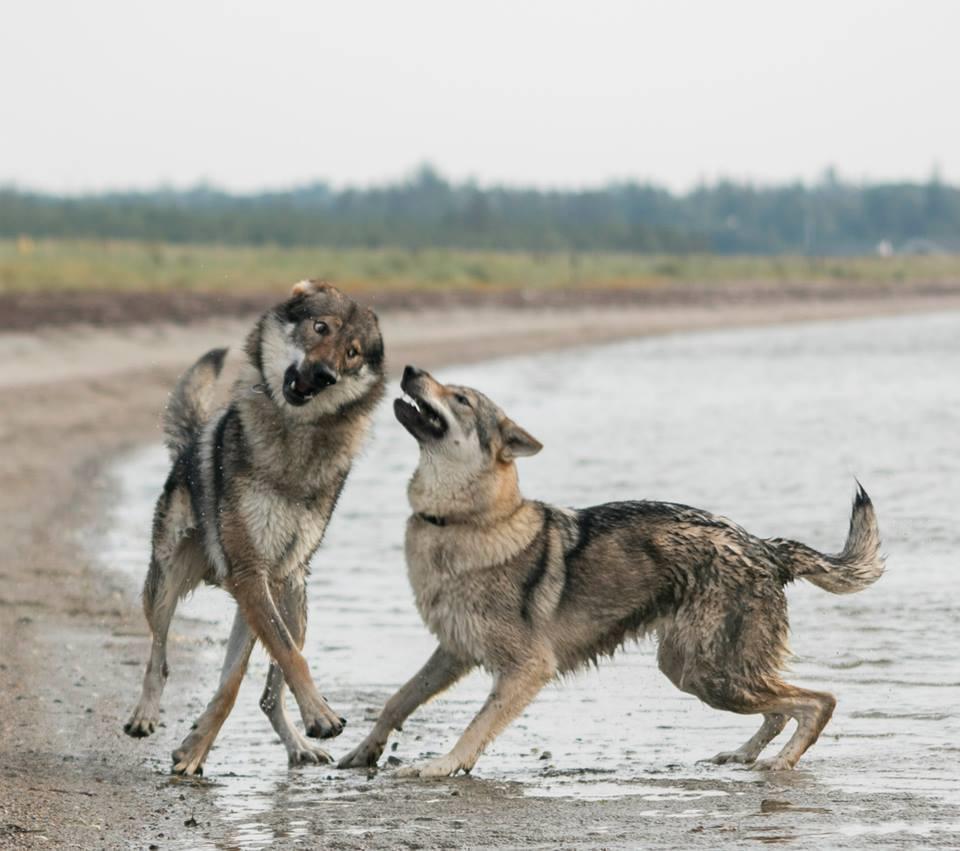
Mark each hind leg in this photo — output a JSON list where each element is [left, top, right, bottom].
[[124, 555, 180, 737], [261, 664, 332, 766], [690, 678, 835, 771], [659, 584, 830, 769], [124, 531, 208, 737], [230, 572, 345, 740], [751, 687, 836, 771], [658, 635, 793, 767], [171, 609, 256, 775], [704, 713, 787, 765], [259, 575, 332, 766]]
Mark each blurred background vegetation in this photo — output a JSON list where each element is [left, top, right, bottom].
[[5, 240, 960, 294], [3, 166, 959, 292]]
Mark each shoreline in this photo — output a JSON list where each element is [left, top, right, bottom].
[[2, 288, 959, 848]]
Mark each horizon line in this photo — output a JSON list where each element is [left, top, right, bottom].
[[1, 163, 954, 200]]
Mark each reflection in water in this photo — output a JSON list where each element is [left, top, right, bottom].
[[101, 312, 960, 848]]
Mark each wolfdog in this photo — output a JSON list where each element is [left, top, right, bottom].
[[339, 366, 884, 777], [123, 280, 385, 775]]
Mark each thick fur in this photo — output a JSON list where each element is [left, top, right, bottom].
[[124, 280, 385, 775], [161, 347, 228, 460], [770, 484, 883, 594], [340, 367, 884, 777]]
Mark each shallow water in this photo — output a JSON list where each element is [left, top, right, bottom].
[[100, 312, 960, 848]]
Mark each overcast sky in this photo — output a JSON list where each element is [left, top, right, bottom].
[[3, 0, 958, 194]]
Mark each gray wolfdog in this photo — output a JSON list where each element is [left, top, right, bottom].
[[123, 280, 384, 775], [339, 366, 884, 777]]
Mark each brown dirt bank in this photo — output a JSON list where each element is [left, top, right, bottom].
[[2, 287, 959, 849], [3, 277, 960, 331]]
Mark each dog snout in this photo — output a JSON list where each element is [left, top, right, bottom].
[[403, 365, 425, 383], [310, 362, 338, 389]]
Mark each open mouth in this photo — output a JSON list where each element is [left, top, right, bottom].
[[282, 365, 320, 406], [394, 392, 447, 439]]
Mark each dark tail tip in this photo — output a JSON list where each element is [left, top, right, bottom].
[[853, 478, 871, 507], [201, 347, 229, 375]]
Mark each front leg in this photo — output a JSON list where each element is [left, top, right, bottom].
[[338, 646, 472, 769], [230, 572, 345, 740], [398, 653, 555, 779]]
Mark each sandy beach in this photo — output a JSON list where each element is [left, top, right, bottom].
[[2, 283, 959, 849]]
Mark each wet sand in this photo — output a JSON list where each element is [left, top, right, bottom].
[[2, 286, 960, 849]]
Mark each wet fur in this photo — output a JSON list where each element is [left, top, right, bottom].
[[124, 281, 385, 775], [340, 368, 884, 777]]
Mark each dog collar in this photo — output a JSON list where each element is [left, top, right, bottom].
[[417, 513, 447, 527]]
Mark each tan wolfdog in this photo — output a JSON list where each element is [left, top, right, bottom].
[[124, 281, 385, 775], [340, 366, 883, 777]]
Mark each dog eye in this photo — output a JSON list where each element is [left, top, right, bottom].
[[454, 393, 470, 406], [314, 320, 329, 335], [347, 346, 359, 358]]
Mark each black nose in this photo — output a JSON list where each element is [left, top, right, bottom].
[[403, 365, 424, 383], [311, 363, 338, 388]]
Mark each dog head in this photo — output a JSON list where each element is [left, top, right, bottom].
[[395, 365, 542, 519], [246, 280, 385, 416]]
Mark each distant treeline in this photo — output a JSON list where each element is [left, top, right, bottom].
[[2, 167, 959, 254]]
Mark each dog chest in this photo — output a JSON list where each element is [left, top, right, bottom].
[[406, 558, 495, 663], [237, 480, 336, 577], [404, 517, 543, 664]]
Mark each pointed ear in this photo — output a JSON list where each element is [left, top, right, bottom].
[[291, 278, 333, 297], [498, 418, 543, 462]]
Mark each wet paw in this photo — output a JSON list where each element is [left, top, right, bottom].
[[337, 739, 384, 770], [703, 750, 754, 765], [752, 757, 794, 772], [171, 746, 206, 777], [124, 708, 158, 738], [171, 736, 210, 777], [287, 742, 332, 767], [397, 754, 465, 779], [305, 712, 347, 740], [395, 763, 425, 778]]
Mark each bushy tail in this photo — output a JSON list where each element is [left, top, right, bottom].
[[161, 348, 228, 459], [771, 483, 885, 594]]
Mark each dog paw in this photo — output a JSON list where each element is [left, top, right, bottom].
[[171, 748, 205, 777], [287, 742, 333, 767], [396, 754, 466, 779], [751, 757, 794, 772], [304, 710, 347, 740], [337, 739, 385, 769], [123, 708, 158, 738], [394, 763, 426, 778], [702, 750, 754, 765]]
